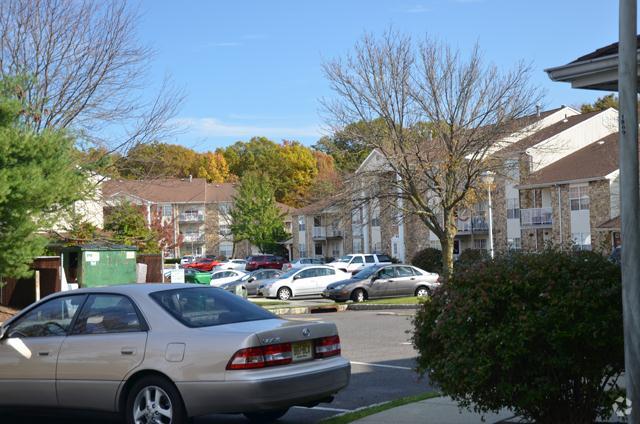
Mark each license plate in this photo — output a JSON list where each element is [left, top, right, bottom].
[[292, 341, 313, 362]]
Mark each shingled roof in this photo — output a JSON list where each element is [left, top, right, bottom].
[[571, 36, 640, 63], [520, 133, 621, 188], [103, 178, 237, 203]]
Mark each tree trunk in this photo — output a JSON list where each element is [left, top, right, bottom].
[[440, 212, 457, 281]]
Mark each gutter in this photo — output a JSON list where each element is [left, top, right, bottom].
[[517, 176, 607, 190]]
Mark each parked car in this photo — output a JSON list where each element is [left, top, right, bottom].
[[209, 269, 247, 287], [291, 257, 326, 268], [215, 259, 248, 271], [180, 255, 195, 265], [328, 254, 393, 274], [182, 257, 220, 272], [323, 264, 440, 303], [220, 269, 284, 296], [258, 265, 352, 300], [0, 285, 350, 422], [246, 255, 290, 271]]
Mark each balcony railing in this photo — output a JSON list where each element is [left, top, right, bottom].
[[312, 226, 326, 239], [183, 233, 205, 243], [520, 207, 553, 227], [179, 212, 204, 222], [326, 227, 343, 238], [457, 215, 489, 234]]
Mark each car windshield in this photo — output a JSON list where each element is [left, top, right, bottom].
[[337, 255, 354, 262], [150, 287, 275, 328], [353, 265, 382, 279]]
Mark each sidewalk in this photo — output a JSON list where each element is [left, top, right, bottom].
[[351, 396, 516, 424]]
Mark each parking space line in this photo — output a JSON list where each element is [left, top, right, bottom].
[[293, 406, 352, 412], [350, 361, 413, 370]]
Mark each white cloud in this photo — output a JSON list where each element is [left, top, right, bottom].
[[175, 117, 323, 139], [405, 4, 430, 13]]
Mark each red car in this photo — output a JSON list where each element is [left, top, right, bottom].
[[245, 255, 290, 271], [182, 257, 220, 272]]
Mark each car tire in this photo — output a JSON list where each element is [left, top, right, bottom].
[[125, 375, 187, 424], [244, 408, 289, 423], [351, 288, 366, 303], [415, 286, 430, 297], [277, 287, 292, 301]]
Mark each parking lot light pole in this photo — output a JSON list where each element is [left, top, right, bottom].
[[619, 0, 640, 420], [483, 171, 495, 259]]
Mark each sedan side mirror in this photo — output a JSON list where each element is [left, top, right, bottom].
[[247, 277, 256, 283], [370, 276, 378, 283], [293, 274, 301, 280]]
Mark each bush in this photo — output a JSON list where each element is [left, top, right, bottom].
[[454, 248, 490, 270], [164, 258, 180, 265], [413, 249, 623, 424], [411, 248, 442, 273]]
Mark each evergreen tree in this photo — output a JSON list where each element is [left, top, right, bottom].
[[230, 173, 290, 253], [0, 78, 85, 278]]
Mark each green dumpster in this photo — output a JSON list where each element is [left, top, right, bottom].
[[185, 270, 212, 285], [62, 244, 138, 288]]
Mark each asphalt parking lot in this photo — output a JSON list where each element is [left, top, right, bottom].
[[3, 309, 433, 424]]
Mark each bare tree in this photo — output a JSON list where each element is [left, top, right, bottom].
[[0, 0, 183, 154], [322, 31, 543, 278]]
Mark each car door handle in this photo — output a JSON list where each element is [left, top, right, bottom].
[[121, 348, 136, 356], [410, 278, 416, 280], [38, 351, 50, 357]]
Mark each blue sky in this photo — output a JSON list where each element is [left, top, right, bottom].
[[136, 0, 618, 151]]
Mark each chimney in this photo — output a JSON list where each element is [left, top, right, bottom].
[[536, 104, 541, 117]]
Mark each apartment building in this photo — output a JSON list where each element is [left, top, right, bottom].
[[103, 178, 293, 259], [518, 132, 622, 253], [292, 106, 620, 262]]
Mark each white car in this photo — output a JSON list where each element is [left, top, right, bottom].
[[258, 265, 351, 300], [291, 257, 326, 268], [209, 269, 247, 287], [329, 254, 392, 274], [215, 259, 248, 271], [180, 255, 195, 265]]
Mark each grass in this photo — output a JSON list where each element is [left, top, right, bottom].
[[320, 392, 439, 424], [362, 296, 424, 305]]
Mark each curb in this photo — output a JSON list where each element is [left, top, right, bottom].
[[347, 304, 419, 311], [264, 304, 349, 315]]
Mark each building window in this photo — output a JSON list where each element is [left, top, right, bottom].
[[161, 204, 173, 218], [569, 186, 589, 211], [313, 216, 322, 227], [298, 243, 307, 257], [371, 216, 380, 227], [219, 225, 232, 237], [353, 238, 362, 254], [507, 237, 521, 250], [219, 202, 232, 215], [572, 232, 592, 251], [298, 216, 306, 231], [506, 198, 520, 219], [314, 242, 323, 256], [393, 242, 398, 256], [219, 241, 233, 258], [473, 239, 487, 250]]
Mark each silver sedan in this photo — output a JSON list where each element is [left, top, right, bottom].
[[0, 284, 350, 423]]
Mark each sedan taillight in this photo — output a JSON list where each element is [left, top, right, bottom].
[[227, 343, 293, 370], [315, 335, 341, 358]]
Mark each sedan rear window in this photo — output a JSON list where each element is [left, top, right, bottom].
[[150, 287, 275, 328]]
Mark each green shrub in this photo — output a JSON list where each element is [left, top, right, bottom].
[[411, 248, 442, 273], [413, 249, 623, 424], [454, 248, 490, 270], [164, 258, 180, 265]]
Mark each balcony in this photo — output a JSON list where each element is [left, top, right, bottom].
[[520, 207, 553, 228], [179, 212, 204, 222], [183, 233, 205, 243], [312, 226, 326, 239], [326, 226, 343, 238], [456, 215, 489, 234]]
